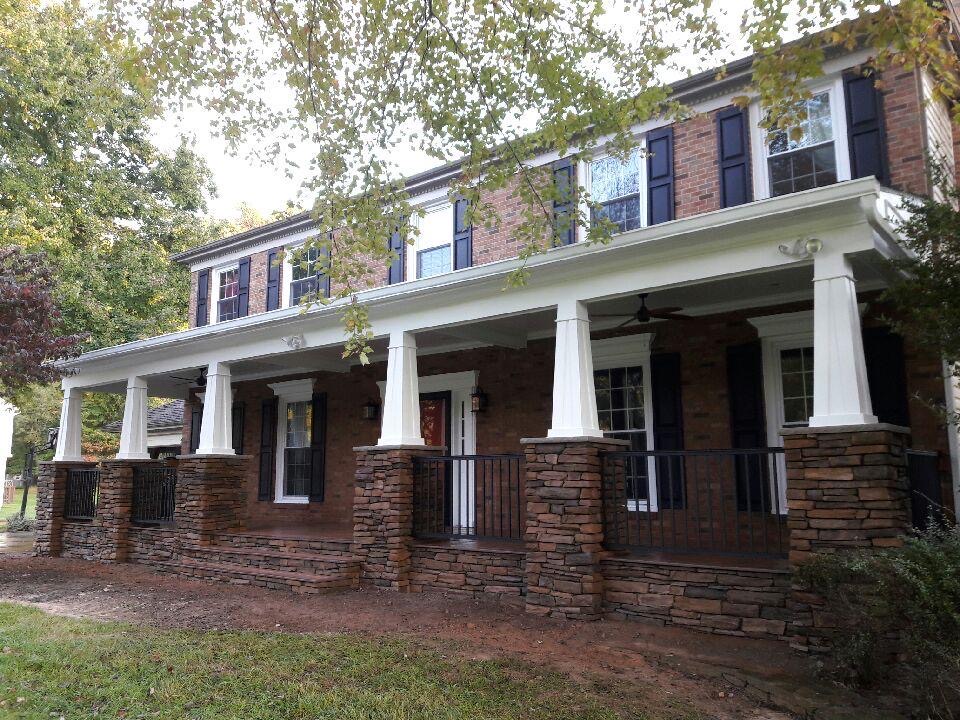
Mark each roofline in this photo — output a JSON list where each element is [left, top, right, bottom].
[[172, 38, 860, 266]]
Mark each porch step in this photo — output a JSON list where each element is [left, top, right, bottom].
[[182, 543, 360, 576], [152, 556, 360, 593]]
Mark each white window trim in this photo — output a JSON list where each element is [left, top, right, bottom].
[[210, 261, 241, 324], [281, 241, 322, 310], [579, 139, 648, 243], [407, 199, 454, 281], [749, 77, 852, 201], [591, 333, 657, 512], [269, 379, 315, 504]]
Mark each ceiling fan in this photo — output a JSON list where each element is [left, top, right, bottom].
[[593, 293, 694, 328], [170, 368, 207, 388]]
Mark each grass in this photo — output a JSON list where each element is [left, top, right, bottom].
[[0, 488, 36, 531], [0, 603, 704, 720]]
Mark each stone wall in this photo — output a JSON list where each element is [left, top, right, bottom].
[[602, 556, 791, 639], [409, 543, 526, 599], [175, 455, 251, 541]]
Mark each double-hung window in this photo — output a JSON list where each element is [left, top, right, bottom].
[[779, 346, 814, 427], [289, 246, 322, 306], [409, 201, 454, 280], [216, 266, 240, 322], [766, 92, 838, 197], [283, 399, 312, 497], [589, 150, 643, 233]]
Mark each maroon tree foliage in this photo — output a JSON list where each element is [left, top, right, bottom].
[[0, 246, 83, 398]]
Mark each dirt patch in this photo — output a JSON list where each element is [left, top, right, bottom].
[[0, 554, 898, 719]]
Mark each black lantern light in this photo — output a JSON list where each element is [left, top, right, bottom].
[[362, 399, 380, 421], [470, 387, 488, 413]]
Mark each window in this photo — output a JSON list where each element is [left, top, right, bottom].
[[407, 202, 454, 280], [216, 267, 240, 322], [283, 400, 312, 497], [289, 246, 322, 306], [780, 346, 814, 426], [766, 93, 837, 197], [590, 151, 642, 233]]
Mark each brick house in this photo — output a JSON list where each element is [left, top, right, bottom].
[[36, 41, 960, 646]]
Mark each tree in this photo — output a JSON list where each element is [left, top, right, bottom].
[[0, 247, 83, 398], [104, 0, 960, 361]]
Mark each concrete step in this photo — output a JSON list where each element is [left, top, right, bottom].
[[182, 543, 360, 575], [151, 557, 360, 593]]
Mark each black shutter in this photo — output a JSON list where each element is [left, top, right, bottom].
[[195, 269, 209, 327], [236, 256, 251, 318], [319, 235, 332, 298], [552, 157, 576, 245], [265, 247, 282, 311], [863, 326, 910, 427], [189, 407, 202, 453], [717, 107, 753, 208], [844, 71, 889, 185], [309, 392, 327, 502], [258, 397, 278, 501], [387, 227, 404, 284], [727, 342, 770, 511], [651, 352, 685, 509], [231, 401, 246, 455], [453, 196, 473, 268], [647, 127, 674, 225]]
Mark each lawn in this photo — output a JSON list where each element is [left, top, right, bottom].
[[0, 488, 36, 530], [0, 603, 703, 720]]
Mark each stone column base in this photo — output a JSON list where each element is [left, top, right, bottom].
[[34, 461, 97, 557], [174, 455, 251, 543]]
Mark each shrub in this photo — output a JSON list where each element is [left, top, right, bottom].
[[798, 522, 960, 717], [5, 513, 36, 532]]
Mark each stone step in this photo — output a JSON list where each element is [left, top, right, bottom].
[[208, 532, 355, 557], [182, 543, 360, 575], [151, 557, 360, 593]]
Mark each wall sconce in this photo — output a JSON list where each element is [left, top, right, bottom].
[[362, 400, 380, 421], [470, 387, 488, 413]]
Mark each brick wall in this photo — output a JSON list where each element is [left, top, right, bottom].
[[674, 111, 721, 219], [603, 556, 792, 639], [882, 67, 928, 196], [409, 543, 526, 599], [187, 270, 199, 329]]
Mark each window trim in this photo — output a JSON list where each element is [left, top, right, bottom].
[[211, 262, 241, 324], [268, 379, 315, 504], [581, 140, 648, 240], [749, 78, 852, 201], [281, 240, 326, 309], [592, 333, 657, 512], [407, 199, 455, 281]]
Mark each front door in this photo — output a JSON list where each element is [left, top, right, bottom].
[[419, 391, 454, 529]]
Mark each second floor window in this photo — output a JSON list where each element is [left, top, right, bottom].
[[766, 93, 837, 197], [590, 151, 642, 233], [290, 246, 321, 306], [408, 202, 454, 280], [217, 266, 239, 322]]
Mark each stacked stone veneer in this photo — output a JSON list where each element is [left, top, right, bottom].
[[410, 543, 526, 599], [783, 424, 911, 650], [603, 557, 791, 639], [35, 461, 94, 557], [522, 437, 627, 620], [174, 455, 251, 542], [353, 446, 443, 590]]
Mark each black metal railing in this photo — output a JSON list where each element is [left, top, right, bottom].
[[64, 468, 100, 520], [601, 448, 787, 558], [132, 466, 177, 525], [413, 455, 524, 542]]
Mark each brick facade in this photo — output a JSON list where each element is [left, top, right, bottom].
[[674, 111, 721, 219], [881, 67, 929, 196]]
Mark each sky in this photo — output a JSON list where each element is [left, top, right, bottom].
[[149, 0, 758, 223]]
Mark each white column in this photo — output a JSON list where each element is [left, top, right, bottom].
[[809, 252, 877, 427], [53, 386, 84, 462], [117, 376, 150, 460], [196, 361, 235, 455], [378, 331, 425, 446], [548, 299, 602, 438]]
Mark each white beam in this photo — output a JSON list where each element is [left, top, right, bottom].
[[53, 387, 84, 462], [809, 251, 877, 427], [196, 361, 236, 455], [378, 331, 425, 446], [548, 300, 602, 438], [444, 326, 528, 350], [116, 376, 150, 460]]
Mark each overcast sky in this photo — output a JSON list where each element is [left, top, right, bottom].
[[150, 1, 759, 222]]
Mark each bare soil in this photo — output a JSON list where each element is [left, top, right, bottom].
[[0, 552, 901, 719]]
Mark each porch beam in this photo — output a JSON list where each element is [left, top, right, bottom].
[[195, 361, 236, 455], [444, 326, 528, 350], [116, 376, 150, 460], [52, 386, 83, 462], [378, 331, 425, 446], [547, 299, 603, 438], [809, 250, 877, 427]]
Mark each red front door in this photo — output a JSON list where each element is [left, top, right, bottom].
[[419, 392, 450, 448]]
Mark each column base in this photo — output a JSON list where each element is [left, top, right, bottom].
[[115, 452, 151, 460], [808, 413, 878, 428], [194, 448, 236, 457]]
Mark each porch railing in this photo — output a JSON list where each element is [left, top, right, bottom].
[[64, 468, 100, 521], [413, 454, 524, 542], [132, 466, 177, 525], [601, 448, 787, 558]]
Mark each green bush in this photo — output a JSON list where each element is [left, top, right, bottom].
[[4, 513, 35, 533], [799, 522, 960, 717]]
